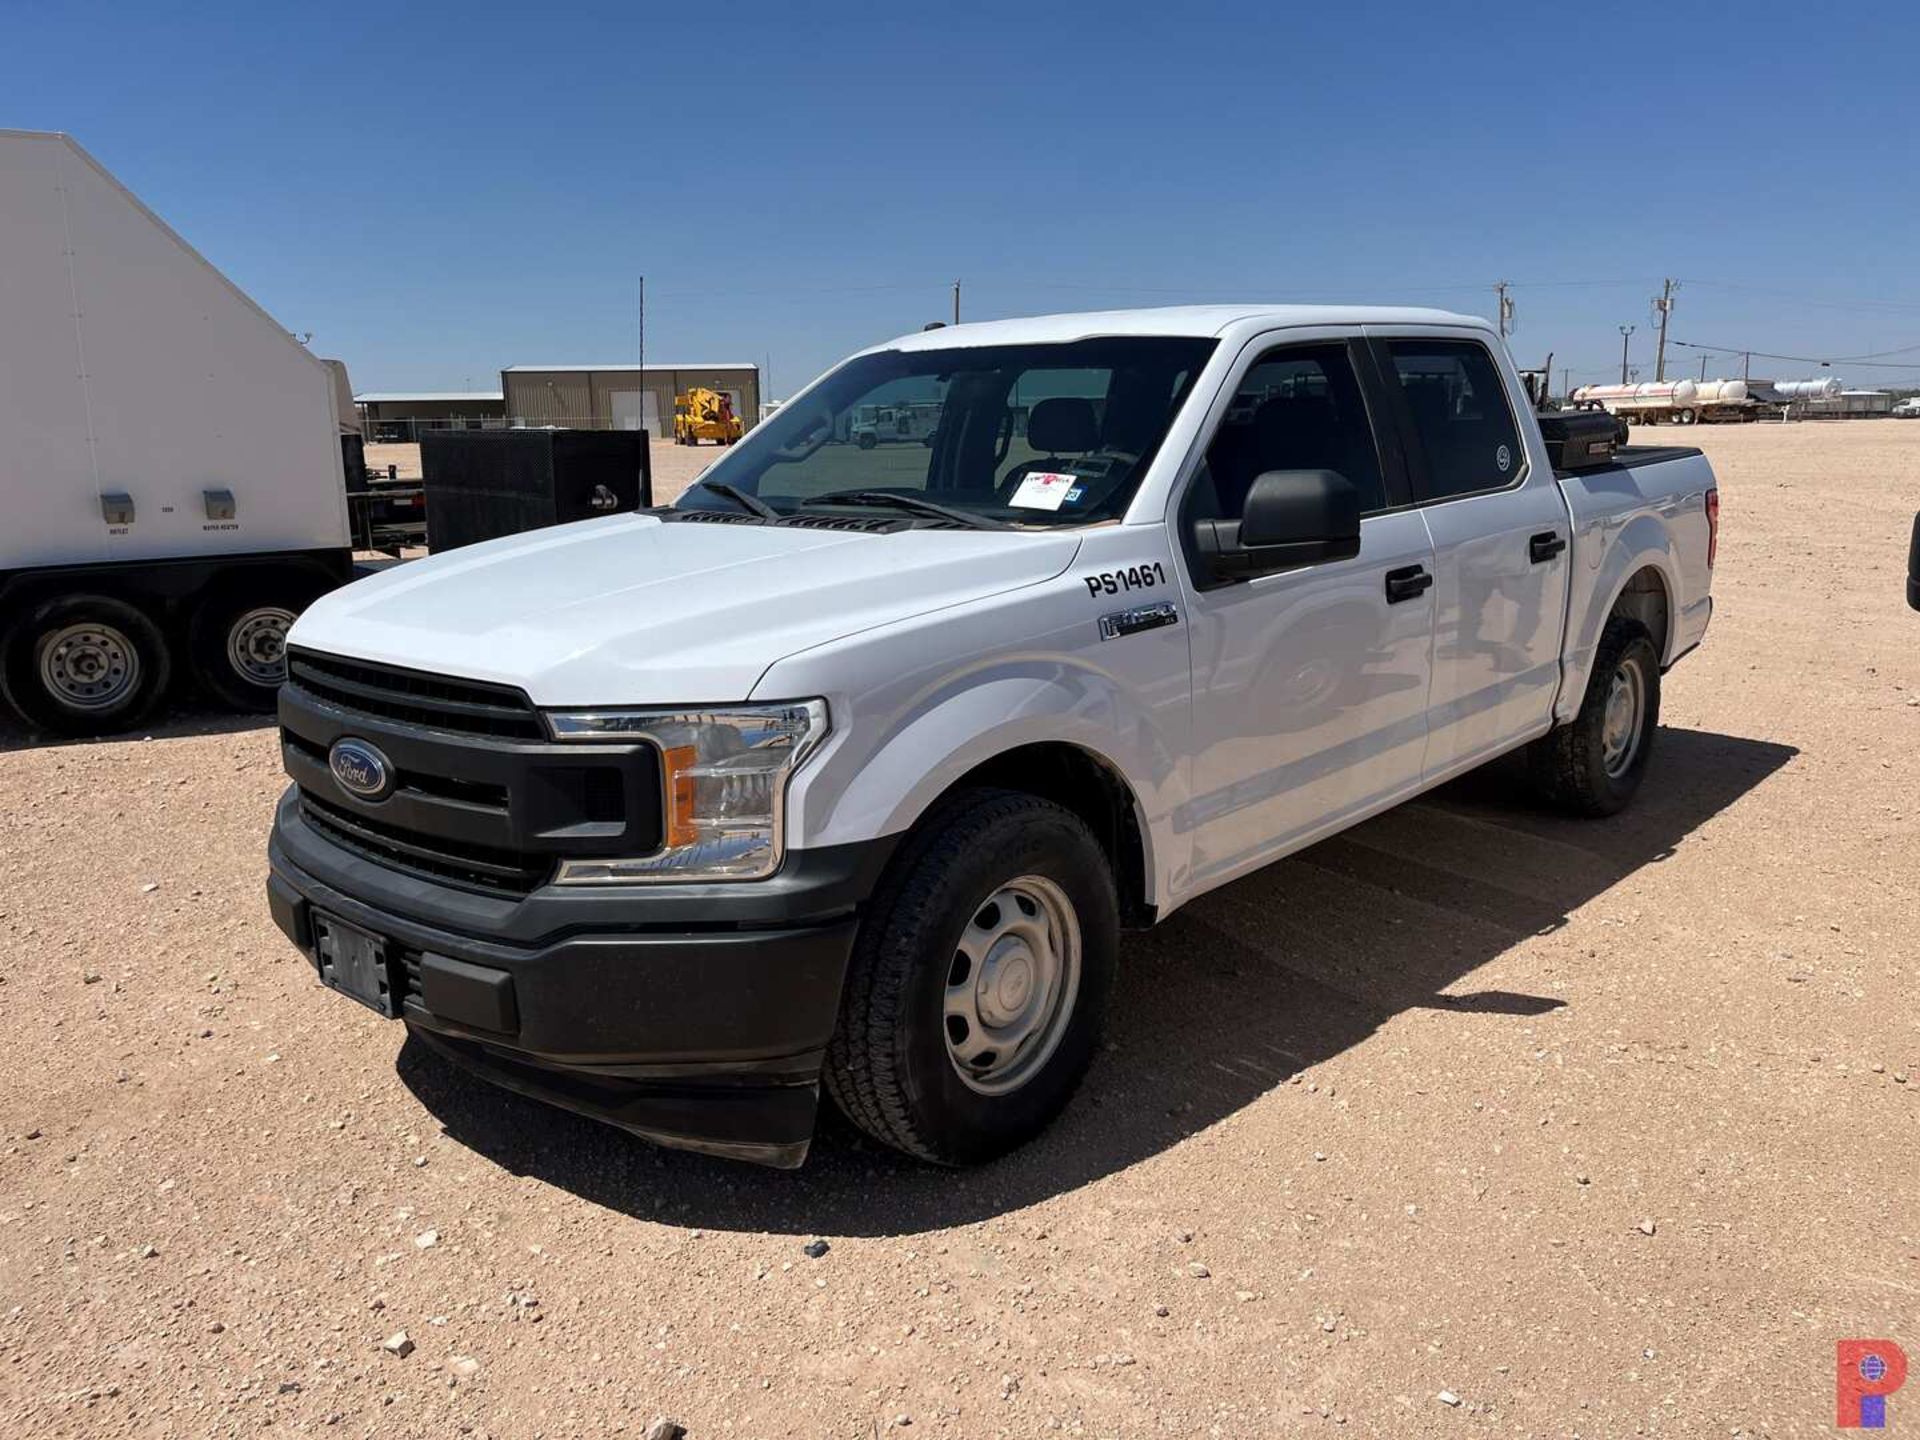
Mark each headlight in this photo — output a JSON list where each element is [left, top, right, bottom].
[[545, 700, 828, 883]]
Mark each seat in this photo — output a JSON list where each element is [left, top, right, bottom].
[[1000, 397, 1100, 496]]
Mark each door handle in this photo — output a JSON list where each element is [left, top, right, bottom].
[[1384, 564, 1434, 604], [1529, 531, 1568, 564]]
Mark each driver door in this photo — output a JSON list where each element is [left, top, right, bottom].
[[1178, 337, 1438, 894]]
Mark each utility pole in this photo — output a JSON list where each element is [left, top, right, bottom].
[[952, 279, 961, 326], [1698, 353, 1709, 382], [1742, 351, 1751, 382], [1494, 280, 1515, 339], [637, 275, 646, 371], [1651, 277, 1678, 382], [1619, 324, 1635, 384], [1561, 366, 1570, 396]]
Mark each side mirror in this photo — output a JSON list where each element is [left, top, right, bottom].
[[772, 411, 833, 463], [1193, 469, 1362, 584]]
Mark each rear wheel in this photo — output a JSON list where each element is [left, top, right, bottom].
[[825, 789, 1118, 1165], [1526, 617, 1660, 817], [1, 594, 173, 737], [189, 579, 317, 712]]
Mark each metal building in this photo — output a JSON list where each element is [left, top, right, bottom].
[[501, 364, 760, 436], [356, 391, 506, 442]]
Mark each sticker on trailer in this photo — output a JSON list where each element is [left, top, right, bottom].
[[1009, 471, 1078, 511]]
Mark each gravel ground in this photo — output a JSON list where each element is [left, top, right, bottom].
[[2, 421, 1916, 1438]]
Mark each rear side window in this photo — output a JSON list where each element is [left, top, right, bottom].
[[1192, 345, 1387, 522], [1385, 340, 1523, 501]]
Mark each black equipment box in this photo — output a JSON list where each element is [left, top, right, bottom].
[[1538, 409, 1626, 471], [422, 430, 653, 552]]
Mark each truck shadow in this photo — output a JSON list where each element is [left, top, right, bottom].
[[0, 702, 271, 754], [396, 726, 1797, 1237]]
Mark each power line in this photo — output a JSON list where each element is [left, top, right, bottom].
[[1673, 337, 1920, 371], [1685, 279, 1920, 315]]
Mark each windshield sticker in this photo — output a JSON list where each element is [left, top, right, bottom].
[[1009, 471, 1078, 511], [1496, 443, 1512, 472]]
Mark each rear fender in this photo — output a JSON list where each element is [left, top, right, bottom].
[[1557, 512, 1682, 724]]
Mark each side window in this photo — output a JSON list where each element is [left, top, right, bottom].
[[1191, 345, 1387, 522], [1384, 340, 1523, 501]]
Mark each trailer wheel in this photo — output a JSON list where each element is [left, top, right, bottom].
[[1, 594, 173, 737], [1525, 617, 1661, 817], [825, 788, 1118, 1165], [1677, 408, 1697, 425], [188, 580, 317, 713]]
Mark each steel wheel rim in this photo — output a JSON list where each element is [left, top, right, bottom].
[[943, 874, 1082, 1096], [227, 606, 297, 686], [40, 622, 140, 711], [1600, 656, 1646, 777]]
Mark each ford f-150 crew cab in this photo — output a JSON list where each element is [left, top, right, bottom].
[[266, 306, 1718, 1168]]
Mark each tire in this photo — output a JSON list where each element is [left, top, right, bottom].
[[188, 579, 318, 713], [825, 788, 1119, 1165], [0, 593, 173, 737], [1526, 617, 1661, 817], [856, 431, 877, 451], [1678, 408, 1697, 425]]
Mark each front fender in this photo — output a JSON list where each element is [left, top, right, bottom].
[[762, 599, 1190, 910]]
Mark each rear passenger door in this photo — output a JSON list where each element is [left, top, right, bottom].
[[1177, 338, 1437, 893], [1367, 333, 1572, 780]]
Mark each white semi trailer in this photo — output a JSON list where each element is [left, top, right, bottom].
[[0, 130, 356, 734]]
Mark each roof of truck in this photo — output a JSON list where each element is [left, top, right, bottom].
[[880, 304, 1491, 352]]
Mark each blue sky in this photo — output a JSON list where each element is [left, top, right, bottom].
[[8, 3, 1919, 395]]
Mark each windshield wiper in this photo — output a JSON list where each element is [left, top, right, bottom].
[[804, 490, 1010, 531], [695, 480, 781, 521]]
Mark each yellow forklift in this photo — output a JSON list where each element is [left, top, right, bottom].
[[672, 387, 745, 446]]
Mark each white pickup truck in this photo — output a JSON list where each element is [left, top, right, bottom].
[[267, 306, 1718, 1168]]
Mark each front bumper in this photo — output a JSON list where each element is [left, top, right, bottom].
[[268, 789, 892, 1167]]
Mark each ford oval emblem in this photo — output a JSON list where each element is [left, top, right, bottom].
[[328, 737, 394, 801]]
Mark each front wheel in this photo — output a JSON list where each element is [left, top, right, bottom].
[[1526, 617, 1661, 816], [825, 789, 1118, 1165]]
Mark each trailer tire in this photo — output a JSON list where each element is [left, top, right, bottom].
[[824, 788, 1118, 1165], [188, 578, 319, 713], [1526, 617, 1661, 818], [1, 594, 173, 737]]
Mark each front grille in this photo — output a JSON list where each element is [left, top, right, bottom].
[[299, 794, 552, 896], [399, 950, 424, 1008], [282, 649, 663, 897], [287, 650, 544, 740], [281, 729, 509, 811]]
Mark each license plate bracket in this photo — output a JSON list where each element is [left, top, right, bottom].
[[313, 911, 398, 1018]]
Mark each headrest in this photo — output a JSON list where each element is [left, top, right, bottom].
[[1027, 397, 1099, 453]]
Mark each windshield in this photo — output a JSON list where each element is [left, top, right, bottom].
[[676, 336, 1217, 526]]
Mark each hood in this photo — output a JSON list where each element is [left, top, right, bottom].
[[289, 514, 1082, 705]]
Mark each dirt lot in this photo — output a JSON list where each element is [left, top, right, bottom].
[[2, 421, 1916, 1438]]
